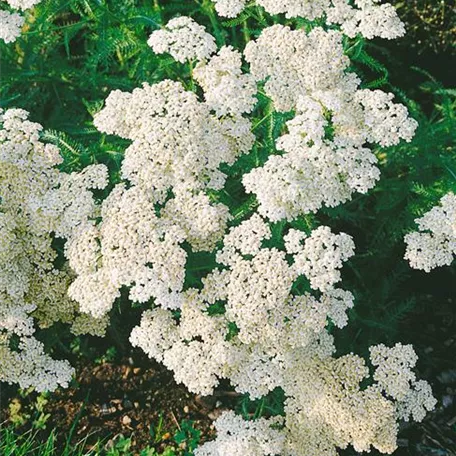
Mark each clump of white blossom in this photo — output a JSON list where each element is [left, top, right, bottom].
[[193, 45, 257, 117], [0, 109, 109, 391], [194, 411, 285, 456], [211, 0, 246, 18], [0, 10, 24, 43], [69, 76, 255, 318], [90, 8, 433, 454], [130, 216, 357, 395], [4, 0, 40, 7], [287, 226, 355, 292], [148, 16, 217, 63], [370, 343, 437, 419], [130, 216, 435, 454], [144, 16, 416, 222], [405, 193, 456, 271], [326, 0, 406, 40], [1, 1, 437, 453], [93, 80, 254, 195], [211, 0, 405, 40], [0, 0, 41, 43], [242, 25, 417, 220]]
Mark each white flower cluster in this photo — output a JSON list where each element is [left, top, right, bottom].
[[242, 25, 417, 220], [211, 0, 246, 18], [287, 226, 355, 292], [130, 299, 232, 396], [0, 10, 23, 43], [148, 19, 258, 119], [93, 80, 254, 194], [104, 11, 432, 455], [193, 343, 435, 456], [211, 0, 405, 40], [67, 184, 189, 317], [404, 193, 456, 271], [0, 4, 434, 454], [370, 343, 437, 420], [282, 354, 399, 455], [244, 26, 352, 113], [0, 109, 109, 391], [5, 0, 40, 7], [356, 89, 418, 147], [130, 215, 356, 395], [193, 46, 257, 117], [68, 74, 255, 318], [0, 334, 75, 392], [397, 380, 437, 422], [327, 0, 406, 40], [130, 213, 435, 454], [0, 0, 41, 43], [194, 411, 285, 456], [257, 0, 330, 20], [148, 16, 217, 63]]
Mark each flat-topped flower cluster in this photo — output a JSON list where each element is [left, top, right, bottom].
[[0, 0, 439, 454], [212, 0, 405, 39], [0, 0, 41, 43], [0, 108, 109, 391], [405, 193, 456, 271]]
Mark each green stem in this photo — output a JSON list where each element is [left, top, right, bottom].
[[202, 0, 225, 46]]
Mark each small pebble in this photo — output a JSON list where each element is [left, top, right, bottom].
[[208, 409, 223, 420], [100, 403, 116, 416]]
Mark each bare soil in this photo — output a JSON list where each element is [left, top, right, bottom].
[[0, 355, 225, 453]]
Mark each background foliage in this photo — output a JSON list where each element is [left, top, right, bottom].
[[0, 0, 455, 454]]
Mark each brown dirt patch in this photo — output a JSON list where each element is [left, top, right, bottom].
[[0, 354, 229, 453]]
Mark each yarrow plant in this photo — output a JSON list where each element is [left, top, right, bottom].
[[0, 0, 41, 43], [0, 0, 440, 454], [0, 108, 109, 391], [405, 192, 456, 271]]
